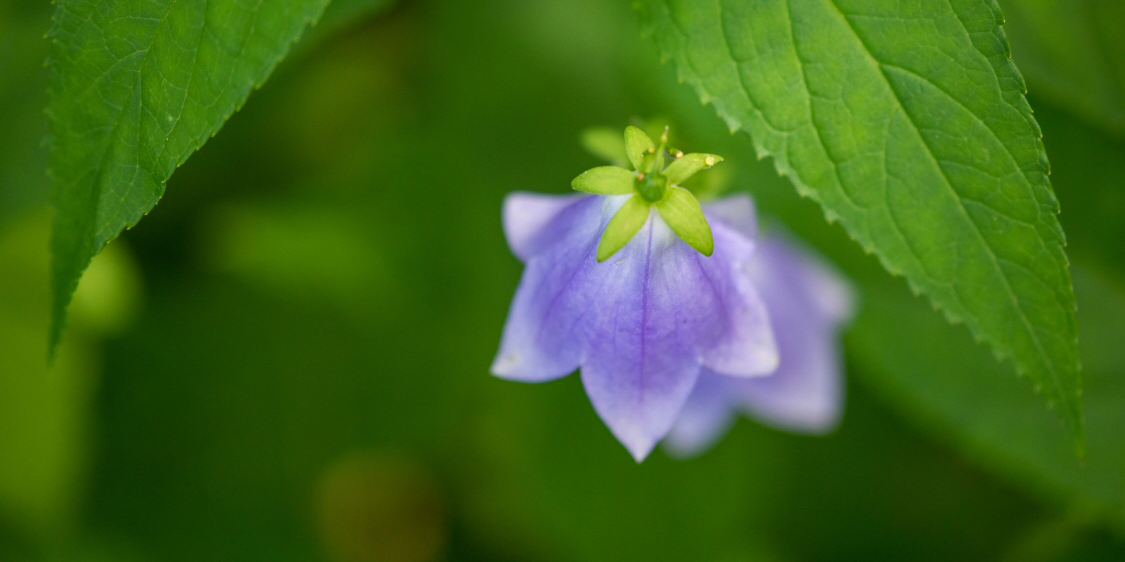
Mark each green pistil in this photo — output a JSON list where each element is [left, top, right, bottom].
[[635, 173, 667, 202]]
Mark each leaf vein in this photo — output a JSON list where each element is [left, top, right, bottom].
[[820, 0, 1065, 399]]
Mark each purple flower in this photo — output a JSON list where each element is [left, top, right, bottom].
[[663, 231, 854, 458], [491, 126, 852, 461], [492, 190, 781, 460]]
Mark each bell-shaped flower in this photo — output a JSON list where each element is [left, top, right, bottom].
[[491, 126, 780, 460], [663, 230, 854, 457]]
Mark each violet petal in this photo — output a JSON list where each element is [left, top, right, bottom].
[[736, 235, 851, 433], [491, 195, 605, 381], [501, 192, 588, 262], [661, 372, 737, 458], [665, 232, 853, 455], [579, 215, 704, 461]]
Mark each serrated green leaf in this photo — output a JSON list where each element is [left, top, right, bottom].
[[639, 0, 1083, 447], [656, 186, 712, 256], [572, 166, 636, 195], [624, 125, 655, 171], [47, 0, 331, 351], [597, 195, 650, 262], [1000, 0, 1125, 135], [663, 153, 722, 186]]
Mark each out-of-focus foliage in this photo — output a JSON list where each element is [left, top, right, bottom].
[[2, 0, 1125, 561], [315, 0, 397, 39], [0, 212, 95, 537], [850, 265, 1125, 526], [0, 210, 141, 562], [1000, 0, 1125, 135], [0, 0, 50, 227], [638, 0, 1083, 444]]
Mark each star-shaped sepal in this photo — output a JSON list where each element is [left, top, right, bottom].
[[570, 126, 723, 262]]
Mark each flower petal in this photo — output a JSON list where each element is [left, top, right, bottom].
[[736, 336, 843, 433], [694, 220, 779, 378], [492, 195, 609, 381], [493, 195, 641, 382], [702, 194, 758, 240], [501, 192, 588, 262], [661, 372, 737, 459], [735, 235, 853, 433], [789, 243, 856, 324], [580, 216, 705, 461]]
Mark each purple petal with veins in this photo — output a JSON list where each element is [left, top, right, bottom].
[[664, 231, 854, 459]]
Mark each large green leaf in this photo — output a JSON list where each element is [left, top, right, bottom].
[[46, 0, 331, 349], [638, 0, 1082, 447], [999, 0, 1125, 136]]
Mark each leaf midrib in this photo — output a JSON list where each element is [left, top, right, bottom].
[[811, 0, 1069, 407], [57, 0, 177, 240]]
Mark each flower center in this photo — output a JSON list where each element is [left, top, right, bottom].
[[635, 173, 667, 203]]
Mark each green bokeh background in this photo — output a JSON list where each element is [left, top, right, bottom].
[[2, 0, 1124, 561]]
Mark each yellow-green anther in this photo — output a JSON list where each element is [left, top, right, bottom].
[[597, 195, 651, 262], [655, 186, 714, 256], [581, 127, 630, 168], [572, 166, 636, 195], [624, 126, 655, 171], [663, 153, 723, 186]]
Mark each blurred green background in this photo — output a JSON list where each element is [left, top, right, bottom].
[[2, 0, 1124, 560]]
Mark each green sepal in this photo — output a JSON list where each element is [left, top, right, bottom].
[[597, 195, 651, 262], [663, 153, 723, 186], [581, 127, 630, 167], [624, 126, 655, 171], [572, 166, 636, 195], [656, 187, 713, 256]]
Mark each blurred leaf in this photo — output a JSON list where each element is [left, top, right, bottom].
[[638, 0, 1083, 448], [1000, 0, 1125, 136], [315, 452, 448, 562], [0, 211, 97, 536], [46, 0, 331, 351], [0, 0, 52, 227], [848, 263, 1125, 528], [316, 0, 397, 37], [581, 127, 631, 168], [201, 202, 400, 315], [1033, 102, 1125, 285], [69, 242, 142, 337]]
